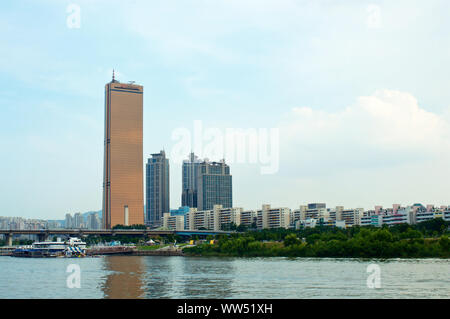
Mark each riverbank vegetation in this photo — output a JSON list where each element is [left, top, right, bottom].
[[183, 219, 450, 258]]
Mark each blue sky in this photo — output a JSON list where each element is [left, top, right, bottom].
[[1, 0, 450, 219]]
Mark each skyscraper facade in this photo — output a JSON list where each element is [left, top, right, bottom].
[[197, 159, 232, 211], [146, 150, 170, 227], [102, 75, 144, 229], [65, 213, 73, 229], [181, 152, 202, 208]]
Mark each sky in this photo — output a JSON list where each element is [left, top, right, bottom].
[[1, 0, 450, 219]]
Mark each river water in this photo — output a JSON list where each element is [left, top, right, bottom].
[[0, 256, 448, 298]]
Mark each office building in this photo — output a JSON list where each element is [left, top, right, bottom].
[[146, 150, 170, 227], [197, 159, 232, 211], [102, 73, 144, 228], [182, 152, 203, 208]]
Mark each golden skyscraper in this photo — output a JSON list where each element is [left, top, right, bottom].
[[103, 73, 144, 229]]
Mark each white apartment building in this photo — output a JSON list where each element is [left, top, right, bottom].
[[185, 205, 242, 231], [162, 213, 185, 231], [240, 210, 257, 228], [256, 204, 291, 230], [211, 205, 241, 231], [338, 208, 364, 227]]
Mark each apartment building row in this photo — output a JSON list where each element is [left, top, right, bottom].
[[360, 204, 450, 227], [0, 217, 48, 230], [64, 212, 102, 230], [163, 204, 289, 231], [162, 203, 360, 231], [161, 203, 450, 231]]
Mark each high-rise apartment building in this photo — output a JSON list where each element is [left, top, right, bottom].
[[256, 204, 291, 229], [74, 212, 83, 228], [65, 213, 73, 229], [87, 213, 101, 230], [145, 150, 170, 227], [102, 73, 144, 229]]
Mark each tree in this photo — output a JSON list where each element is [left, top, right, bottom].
[[236, 224, 248, 232], [221, 222, 238, 231], [439, 236, 450, 251], [284, 234, 301, 247]]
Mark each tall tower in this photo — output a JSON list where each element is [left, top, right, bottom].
[[145, 150, 170, 228], [103, 73, 144, 229]]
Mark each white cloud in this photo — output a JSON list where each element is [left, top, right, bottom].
[[279, 90, 450, 175]]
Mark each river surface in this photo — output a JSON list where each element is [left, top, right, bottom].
[[0, 256, 448, 298]]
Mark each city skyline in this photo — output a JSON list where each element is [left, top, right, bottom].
[[1, 1, 450, 220]]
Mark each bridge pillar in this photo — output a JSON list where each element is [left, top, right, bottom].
[[6, 234, 13, 246], [38, 233, 47, 242]]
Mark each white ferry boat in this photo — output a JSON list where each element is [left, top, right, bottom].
[[12, 237, 87, 258]]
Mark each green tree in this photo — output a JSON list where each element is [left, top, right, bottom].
[[284, 234, 301, 247]]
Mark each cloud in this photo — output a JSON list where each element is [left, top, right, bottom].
[[278, 90, 450, 176]]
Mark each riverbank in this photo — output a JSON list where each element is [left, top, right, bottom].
[[182, 220, 450, 259]]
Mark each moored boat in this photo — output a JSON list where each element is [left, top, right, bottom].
[[11, 237, 87, 258]]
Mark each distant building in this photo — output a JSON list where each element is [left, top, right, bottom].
[[162, 213, 185, 231], [308, 203, 326, 210], [65, 213, 73, 229], [87, 213, 101, 230], [146, 150, 170, 228], [182, 154, 232, 211], [74, 212, 83, 229], [197, 159, 232, 211], [240, 210, 257, 228], [256, 204, 291, 230], [337, 208, 364, 227], [170, 206, 190, 216], [360, 215, 381, 227], [162, 206, 190, 231], [182, 152, 202, 208], [184, 205, 242, 231], [211, 205, 241, 230], [292, 204, 329, 222]]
